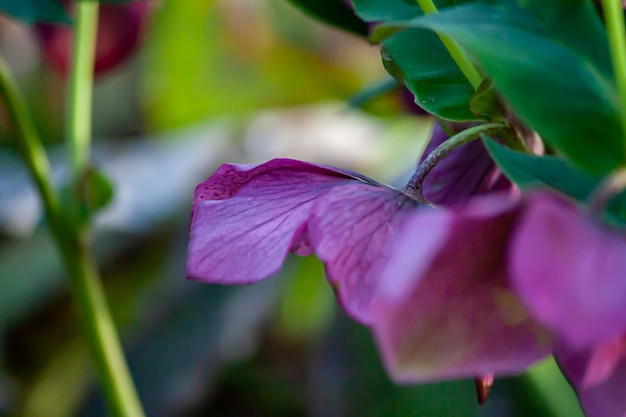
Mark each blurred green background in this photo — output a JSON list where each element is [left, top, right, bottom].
[[0, 0, 583, 416]]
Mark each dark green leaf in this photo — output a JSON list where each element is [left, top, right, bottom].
[[484, 137, 626, 224], [350, 0, 421, 22], [518, 0, 612, 74], [382, 28, 476, 120], [0, 0, 69, 24], [350, 0, 478, 23], [80, 166, 115, 214], [352, 0, 486, 120], [383, 3, 624, 175], [469, 79, 505, 120], [285, 0, 369, 37], [483, 137, 599, 201]]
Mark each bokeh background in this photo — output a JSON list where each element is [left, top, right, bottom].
[[0, 0, 584, 415]]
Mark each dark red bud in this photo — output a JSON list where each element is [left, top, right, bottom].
[[33, 0, 152, 77]]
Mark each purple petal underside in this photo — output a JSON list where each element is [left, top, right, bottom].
[[511, 192, 626, 349], [421, 124, 509, 206], [557, 340, 626, 417], [187, 159, 369, 283], [372, 195, 552, 382], [187, 158, 418, 323], [309, 184, 418, 323]]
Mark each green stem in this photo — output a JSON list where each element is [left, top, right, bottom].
[[0, 56, 64, 236], [67, 1, 98, 181], [62, 239, 146, 417], [64, 3, 146, 417], [415, 0, 483, 90], [404, 122, 507, 204], [603, 0, 626, 147], [0, 51, 145, 416]]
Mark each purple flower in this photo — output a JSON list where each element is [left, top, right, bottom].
[[511, 192, 626, 349], [557, 340, 626, 417], [370, 187, 626, 412], [370, 194, 553, 381], [510, 192, 626, 417], [187, 158, 418, 323], [421, 123, 513, 206], [186, 135, 544, 382]]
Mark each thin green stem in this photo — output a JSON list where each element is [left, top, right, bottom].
[[63, 239, 146, 417], [67, 1, 98, 181], [64, 3, 146, 417], [0, 50, 144, 416], [404, 122, 507, 204], [415, 0, 483, 90], [603, 0, 626, 148], [0, 56, 64, 236]]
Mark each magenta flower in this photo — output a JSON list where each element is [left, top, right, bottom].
[[421, 123, 513, 206], [511, 193, 626, 349], [510, 192, 626, 417], [186, 133, 547, 384], [370, 194, 553, 382], [371, 187, 626, 413], [557, 340, 626, 417], [187, 159, 418, 323]]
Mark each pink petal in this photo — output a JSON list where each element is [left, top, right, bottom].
[[309, 184, 417, 323], [421, 124, 510, 206], [187, 159, 371, 284], [372, 195, 552, 382], [511, 192, 626, 349], [187, 158, 418, 323], [557, 339, 626, 417]]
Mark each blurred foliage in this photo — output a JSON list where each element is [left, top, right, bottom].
[[0, 0, 69, 25], [140, 0, 384, 130]]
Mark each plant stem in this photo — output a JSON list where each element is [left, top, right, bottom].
[[64, 3, 146, 417], [404, 122, 507, 204], [0, 51, 145, 416], [67, 1, 98, 182], [602, 0, 626, 147], [415, 0, 483, 90], [0, 56, 64, 236], [62, 237, 146, 417]]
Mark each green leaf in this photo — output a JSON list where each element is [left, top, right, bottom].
[[80, 166, 115, 214], [483, 137, 599, 201], [382, 28, 476, 120], [0, 0, 69, 24], [384, 3, 624, 175], [484, 137, 626, 224], [469, 79, 505, 120], [352, 0, 485, 121], [518, 0, 612, 74], [350, 0, 478, 22], [285, 0, 369, 37], [350, 0, 421, 21]]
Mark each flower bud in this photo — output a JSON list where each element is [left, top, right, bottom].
[[33, 0, 151, 77]]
